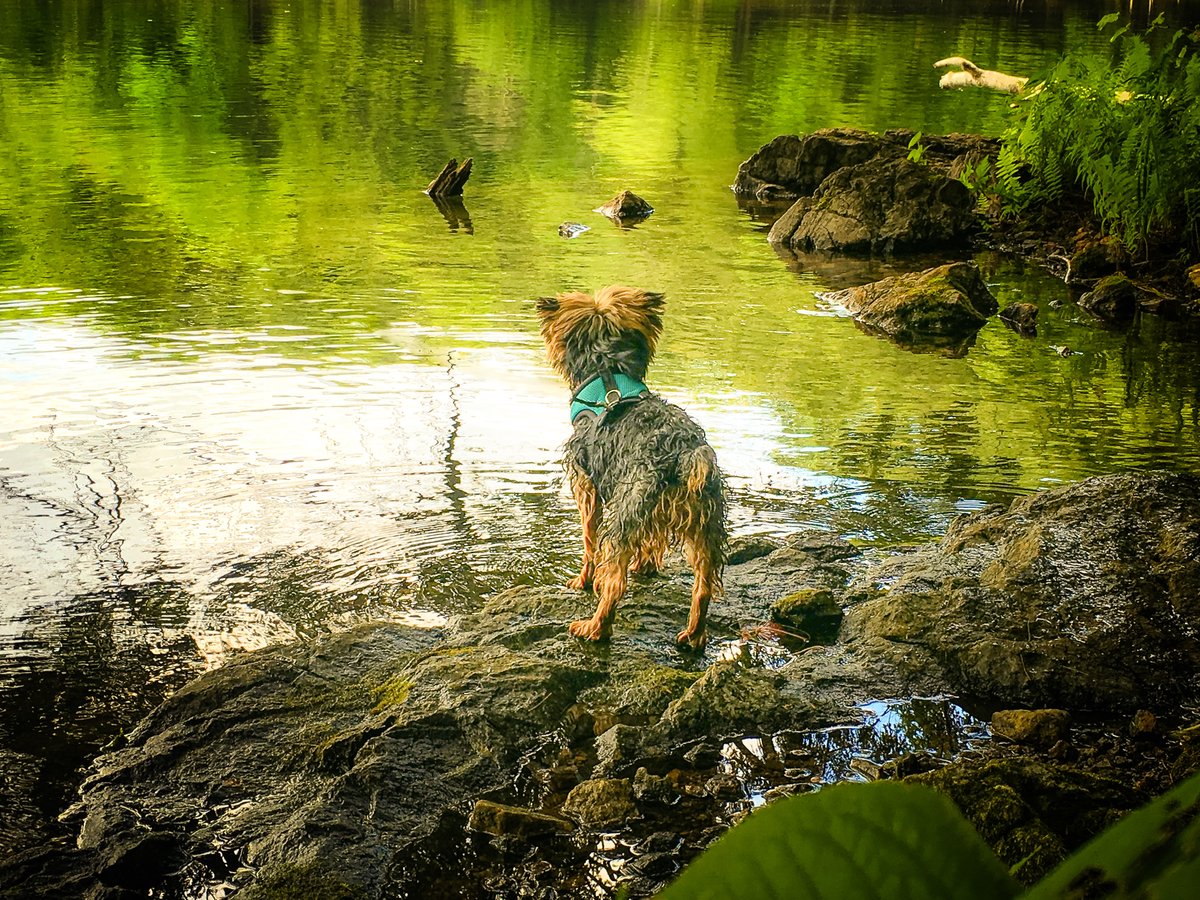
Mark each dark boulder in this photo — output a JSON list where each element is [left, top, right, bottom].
[[733, 129, 894, 200], [595, 190, 654, 220], [1079, 273, 1137, 323], [999, 301, 1038, 336], [768, 157, 978, 254]]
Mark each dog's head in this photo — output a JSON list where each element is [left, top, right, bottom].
[[535, 285, 665, 387]]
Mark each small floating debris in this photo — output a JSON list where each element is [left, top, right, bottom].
[[424, 157, 472, 197], [558, 222, 590, 239], [595, 189, 654, 221], [1051, 345, 1075, 357]]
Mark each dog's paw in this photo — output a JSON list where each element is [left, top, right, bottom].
[[569, 618, 608, 641], [675, 627, 707, 651], [567, 575, 592, 591]]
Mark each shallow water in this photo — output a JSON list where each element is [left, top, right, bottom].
[[2, 0, 1200, 851]]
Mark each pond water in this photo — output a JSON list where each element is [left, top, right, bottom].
[[2, 0, 1199, 853]]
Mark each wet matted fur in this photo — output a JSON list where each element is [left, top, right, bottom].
[[536, 285, 726, 648]]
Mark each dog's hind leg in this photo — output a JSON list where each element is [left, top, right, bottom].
[[569, 542, 633, 641], [677, 540, 720, 649], [567, 465, 601, 591]]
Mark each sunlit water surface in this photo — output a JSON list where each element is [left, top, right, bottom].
[[2, 0, 1199, 852]]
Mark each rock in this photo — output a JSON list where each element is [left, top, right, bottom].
[[595, 190, 653, 220], [558, 222, 589, 238], [726, 534, 782, 565], [733, 129, 894, 200], [770, 588, 844, 642], [907, 756, 1142, 884], [768, 157, 978, 254], [1079, 273, 1137, 322], [1067, 239, 1124, 284], [781, 531, 861, 562], [1129, 709, 1158, 738], [818, 262, 998, 346], [703, 772, 743, 800], [632, 768, 680, 804], [999, 301, 1038, 336], [467, 800, 573, 838], [733, 128, 997, 201], [991, 709, 1071, 748], [848, 472, 1200, 711], [562, 778, 638, 827]]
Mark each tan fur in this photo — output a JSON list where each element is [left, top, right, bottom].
[[537, 285, 664, 382]]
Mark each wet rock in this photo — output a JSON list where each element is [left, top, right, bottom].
[[467, 800, 573, 838], [770, 588, 844, 642], [681, 742, 721, 769], [595, 190, 653, 220], [1066, 238, 1124, 284], [632, 768, 680, 804], [819, 262, 998, 346], [850, 471, 1200, 711], [781, 531, 861, 562], [999, 301, 1038, 336], [562, 778, 638, 827], [1129, 709, 1158, 738], [595, 724, 670, 777], [768, 157, 977, 254], [1079, 273, 1137, 322], [726, 534, 782, 565], [991, 709, 1071, 748], [558, 222, 589, 239], [734, 129, 893, 200], [703, 772, 743, 801], [733, 128, 995, 201], [907, 756, 1142, 884], [879, 751, 941, 779]]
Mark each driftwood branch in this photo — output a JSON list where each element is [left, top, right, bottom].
[[424, 157, 473, 196], [934, 57, 1028, 94]]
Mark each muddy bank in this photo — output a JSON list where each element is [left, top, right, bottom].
[[2, 472, 1199, 897]]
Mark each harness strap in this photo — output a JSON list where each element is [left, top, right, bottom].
[[570, 372, 649, 425]]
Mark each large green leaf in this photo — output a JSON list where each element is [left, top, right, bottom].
[[1023, 769, 1200, 900], [659, 782, 1020, 900]]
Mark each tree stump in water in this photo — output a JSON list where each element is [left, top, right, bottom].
[[425, 157, 473, 196]]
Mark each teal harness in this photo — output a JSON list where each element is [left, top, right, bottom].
[[569, 372, 650, 426]]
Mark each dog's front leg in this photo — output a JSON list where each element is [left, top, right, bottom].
[[567, 466, 601, 590]]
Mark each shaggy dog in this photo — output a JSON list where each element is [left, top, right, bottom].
[[535, 285, 726, 648]]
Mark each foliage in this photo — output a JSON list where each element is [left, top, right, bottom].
[[662, 769, 1200, 900], [991, 16, 1200, 253]]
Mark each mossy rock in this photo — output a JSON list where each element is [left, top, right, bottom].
[[770, 588, 844, 642]]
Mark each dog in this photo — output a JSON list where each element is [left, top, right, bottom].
[[535, 285, 726, 648]]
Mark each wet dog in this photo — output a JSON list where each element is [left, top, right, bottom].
[[536, 285, 726, 648]]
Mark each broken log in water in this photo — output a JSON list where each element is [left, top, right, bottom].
[[424, 157, 473, 196]]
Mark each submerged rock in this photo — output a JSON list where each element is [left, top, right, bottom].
[[818, 262, 998, 347]]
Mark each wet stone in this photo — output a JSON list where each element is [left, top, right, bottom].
[[562, 779, 638, 828], [632, 767, 680, 804], [770, 588, 844, 641], [991, 709, 1072, 749], [467, 800, 573, 839], [726, 534, 782, 565]]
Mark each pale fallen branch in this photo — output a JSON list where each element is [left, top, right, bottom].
[[934, 56, 1028, 95]]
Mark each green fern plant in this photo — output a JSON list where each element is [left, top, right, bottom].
[[991, 16, 1200, 254]]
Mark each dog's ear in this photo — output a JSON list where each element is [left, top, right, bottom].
[[534, 296, 559, 318]]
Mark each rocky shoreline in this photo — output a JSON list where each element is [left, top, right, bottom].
[[735, 127, 1200, 329], [3, 471, 1198, 898]]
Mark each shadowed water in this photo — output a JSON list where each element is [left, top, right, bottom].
[[2, 0, 1199, 855]]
